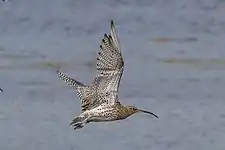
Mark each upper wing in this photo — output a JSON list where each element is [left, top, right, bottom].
[[91, 20, 124, 105], [56, 20, 124, 112]]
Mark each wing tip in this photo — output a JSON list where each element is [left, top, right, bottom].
[[111, 20, 116, 29], [111, 20, 114, 25], [56, 69, 60, 75]]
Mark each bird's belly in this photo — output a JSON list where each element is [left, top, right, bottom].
[[87, 106, 120, 122], [90, 116, 118, 122], [91, 112, 119, 122]]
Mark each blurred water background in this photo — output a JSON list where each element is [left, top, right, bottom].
[[0, 0, 225, 150]]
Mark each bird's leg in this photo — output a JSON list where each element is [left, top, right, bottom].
[[83, 115, 93, 123], [70, 115, 93, 130], [70, 116, 84, 130], [73, 122, 84, 130]]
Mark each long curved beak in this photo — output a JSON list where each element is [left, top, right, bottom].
[[137, 109, 158, 118]]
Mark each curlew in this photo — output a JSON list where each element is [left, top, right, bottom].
[[56, 20, 158, 130]]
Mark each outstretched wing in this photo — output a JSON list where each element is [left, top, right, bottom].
[[56, 70, 88, 100], [91, 20, 124, 106], [56, 70, 105, 112], [56, 20, 124, 112]]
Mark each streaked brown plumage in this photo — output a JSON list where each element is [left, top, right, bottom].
[[56, 20, 158, 130]]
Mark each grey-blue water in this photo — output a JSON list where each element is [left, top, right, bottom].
[[1, 0, 225, 149]]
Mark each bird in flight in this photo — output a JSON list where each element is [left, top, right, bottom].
[[56, 20, 158, 130]]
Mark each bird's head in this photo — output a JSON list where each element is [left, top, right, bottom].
[[126, 106, 158, 118]]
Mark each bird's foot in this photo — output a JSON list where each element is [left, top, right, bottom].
[[69, 115, 92, 130], [71, 122, 84, 130]]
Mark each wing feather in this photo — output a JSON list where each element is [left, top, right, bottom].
[[56, 70, 87, 100], [56, 20, 124, 112], [91, 20, 124, 106]]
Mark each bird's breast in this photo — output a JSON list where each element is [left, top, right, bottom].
[[85, 104, 126, 122]]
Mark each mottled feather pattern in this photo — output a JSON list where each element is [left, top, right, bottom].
[[56, 70, 88, 100], [83, 21, 124, 106], [82, 102, 132, 122], [56, 20, 123, 110], [55, 21, 158, 130], [92, 29, 124, 105], [96, 34, 124, 76], [56, 70, 85, 88], [56, 70, 104, 112]]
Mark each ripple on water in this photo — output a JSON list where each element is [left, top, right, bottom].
[[157, 58, 225, 70]]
